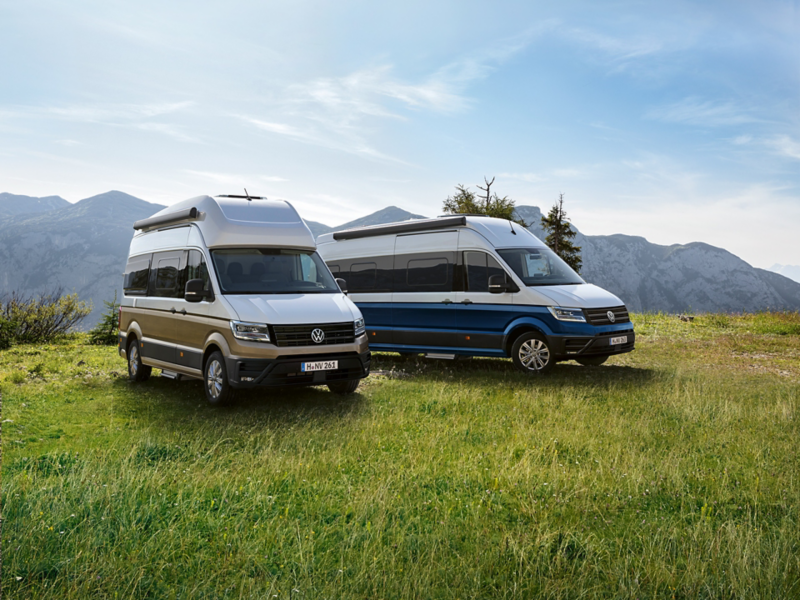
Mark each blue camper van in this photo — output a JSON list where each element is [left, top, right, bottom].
[[316, 215, 634, 374]]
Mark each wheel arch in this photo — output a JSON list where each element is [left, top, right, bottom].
[[202, 331, 231, 369], [502, 318, 553, 355]]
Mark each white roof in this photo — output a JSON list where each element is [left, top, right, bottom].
[[316, 214, 545, 250], [134, 195, 316, 250]]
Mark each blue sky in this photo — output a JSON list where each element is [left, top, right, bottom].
[[1, 0, 798, 268]]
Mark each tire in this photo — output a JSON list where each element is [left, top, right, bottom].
[[576, 356, 608, 367], [511, 332, 554, 374], [203, 351, 233, 404], [127, 338, 152, 382], [327, 379, 360, 394]]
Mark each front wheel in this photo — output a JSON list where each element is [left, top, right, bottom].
[[576, 356, 608, 367], [327, 379, 360, 394], [511, 332, 554, 374], [204, 351, 234, 404], [127, 339, 152, 382]]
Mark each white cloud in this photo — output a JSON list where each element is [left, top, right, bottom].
[[567, 28, 665, 63], [645, 97, 759, 127], [136, 123, 200, 143], [238, 28, 547, 163], [767, 135, 800, 160]]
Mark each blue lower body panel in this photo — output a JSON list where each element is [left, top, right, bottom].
[[356, 301, 635, 359]]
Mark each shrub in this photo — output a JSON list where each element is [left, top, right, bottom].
[[89, 292, 120, 345], [0, 315, 14, 350], [0, 289, 92, 344]]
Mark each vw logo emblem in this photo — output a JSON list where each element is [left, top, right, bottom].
[[311, 328, 325, 344], [607, 310, 616, 323]]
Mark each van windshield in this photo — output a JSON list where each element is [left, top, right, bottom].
[[496, 247, 584, 286], [211, 248, 340, 294]]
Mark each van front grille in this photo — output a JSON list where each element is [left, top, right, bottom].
[[272, 322, 355, 347], [584, 306, 630, 326]]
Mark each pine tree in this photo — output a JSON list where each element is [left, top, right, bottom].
[[541, 193, 582, 273], [88, 291, 120, 345], [442, 177, 527, 227]]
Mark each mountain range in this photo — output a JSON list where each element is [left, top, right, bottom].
[[769, 264, 800, 285], [0, 191, 798, 327]]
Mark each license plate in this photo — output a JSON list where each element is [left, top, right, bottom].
[[610, 336, 628, 345], [302, 360, 338, 372]]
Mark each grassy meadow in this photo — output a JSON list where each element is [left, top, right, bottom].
[[2, 312, 799, 599]]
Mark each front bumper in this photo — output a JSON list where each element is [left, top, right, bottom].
[[549, 329, 636, 359], [225, 350, 371, 389]]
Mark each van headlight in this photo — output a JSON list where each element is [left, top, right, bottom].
[[354, 317, 366, 336], [230, 320, 271, 342], [547, 306, 586, 323]]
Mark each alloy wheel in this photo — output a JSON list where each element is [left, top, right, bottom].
[[207, 359, 223, 400], [518, 339, 550, 371], [129, 346, 139, 377]]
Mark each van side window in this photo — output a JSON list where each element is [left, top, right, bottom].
[[328, 263, 341, 275], [464, 252, 507, 292], [396, 253, 454, 292], [349, 262, 377, 291], [123, 254, 151, 295], [150, 251, 184, 298], [186, 250, 211, 295]]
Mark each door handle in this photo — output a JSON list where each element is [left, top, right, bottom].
[[441, 299, 453, 304], [461, 299, 473, 305]]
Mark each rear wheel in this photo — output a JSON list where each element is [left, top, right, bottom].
[[328, 379, 360, 394], [204, 351, 233, 404], [576, 356, 608, 367], [511, 332, 554, 374], [127, 339, 152, 382]]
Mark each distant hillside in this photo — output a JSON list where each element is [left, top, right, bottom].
[[769, 264, 800, 284], [334, 206, 427, 231], [303, 220, 334, 238], [0, 191, 165, 327], [0, 193, 70, 218], [2, 192, 798, 325]]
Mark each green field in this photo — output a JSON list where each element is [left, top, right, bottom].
[[2, 313, 800, 599]]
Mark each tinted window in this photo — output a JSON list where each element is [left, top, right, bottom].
[[465, 252, 507, 292], [349, 262, 377, 291], [407, 257, 448, 287], [123, 255, 150, 295], [186, 250, 211, 295], [154, 257, 181, 297], [328, 263, 341, 275]]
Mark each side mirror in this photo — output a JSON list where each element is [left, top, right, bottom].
[[335, 278, 348, 294], [488, 274, 509, 294], [185, 279, 208, 303]]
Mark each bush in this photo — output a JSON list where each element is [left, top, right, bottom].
[[88, 292, 120, 345], [0, 289, 92, 345], [0, 315, 14, 350]]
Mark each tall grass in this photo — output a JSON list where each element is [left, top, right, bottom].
[[2, 312, 799, 598]]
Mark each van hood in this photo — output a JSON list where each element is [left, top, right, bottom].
[[224, 293, 360, 325], [530, 283, 624, 309]]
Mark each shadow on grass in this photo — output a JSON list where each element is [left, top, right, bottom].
[[110, 375, 368, 427], [108, 353, 657, 434], [372, 352, 658, 388]]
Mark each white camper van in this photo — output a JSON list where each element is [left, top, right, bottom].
[[119, 195, 370, 403], [317, 215, 634, 373]]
